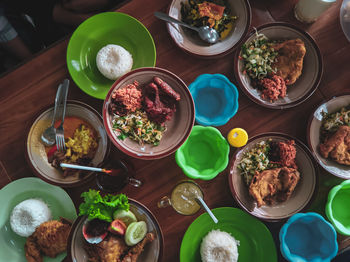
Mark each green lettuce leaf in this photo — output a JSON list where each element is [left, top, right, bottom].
[[78, 189, 129, 222]]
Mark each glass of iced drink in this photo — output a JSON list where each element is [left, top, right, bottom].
[[157, 180, 204, 215]]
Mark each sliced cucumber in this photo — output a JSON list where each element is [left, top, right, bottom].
[[125, 221, 147, 246], [113, 209, 137, 226]]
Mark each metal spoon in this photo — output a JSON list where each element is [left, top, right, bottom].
[[41, 84, 63, 146], [154, 11, 220, 44]]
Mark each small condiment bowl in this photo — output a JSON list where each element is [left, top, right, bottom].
[[307, 95, 350, 179], [188, 74, 239, 126], [234, 22, 323, 109], [228, 133, 317, 221], [326, 180, 350, 236], [166, 0, 251, 58], [175, 126, 230, 180], [279, 212, 338, 262]]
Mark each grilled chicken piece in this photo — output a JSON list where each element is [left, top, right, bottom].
[[249, 167, 300, 207], [319, 125, 350, 165], [122, 233, 155, 262], [272, 39, 306, 85]]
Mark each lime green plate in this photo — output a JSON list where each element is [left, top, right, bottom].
[[0, 177, 77, 262], [180, 207, 277, 262], [66, 12, 156, 100]]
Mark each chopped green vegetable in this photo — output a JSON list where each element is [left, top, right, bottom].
[[320, 105, 350, 142], [79, 189, 129, 222]]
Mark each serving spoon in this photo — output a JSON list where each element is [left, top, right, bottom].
[[154, 11, 220, 44]]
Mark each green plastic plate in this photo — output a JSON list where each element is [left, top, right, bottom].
[[66, 12, 156, 100], [180, 207, 277, 262], [0, 177, 77, 262]]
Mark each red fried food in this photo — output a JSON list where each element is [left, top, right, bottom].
[[110, 81, 142, 116], [260, 74, 287, 101], [269, 140, 297, 169], [197, 1, 225, 27], [143, 77, 180, 124]]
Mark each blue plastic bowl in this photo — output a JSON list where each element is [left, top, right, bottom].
[[280, 212, 338, 262], [189, 74, 239, 126]]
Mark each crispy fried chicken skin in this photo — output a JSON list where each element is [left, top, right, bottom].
[[272, 39, 306, 85], [85, 232, 155, 262], [25, 218, 72, 262], [319, 125, 350, 165], [249, 167, 300, 207]]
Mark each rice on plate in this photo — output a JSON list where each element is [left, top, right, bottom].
[[96, 44, 133, 80], [200, 229, 240, 262], [10, 198, 52, 237]]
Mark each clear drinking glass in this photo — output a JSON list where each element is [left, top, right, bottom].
[[157, 180, 204, 215], [294, 0, 336, 23]]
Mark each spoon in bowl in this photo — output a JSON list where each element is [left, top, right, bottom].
[[154, 11, 220, 44], [41, 83, 63, 146]]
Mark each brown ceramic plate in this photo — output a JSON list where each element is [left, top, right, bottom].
[[67, 199, 164, 262], [25, 100, 110, 187], [228, 133, 317, 222], [308, 95, 350, 179], [167, 0, 251, 58], [103, 67, 195, 160], [234, 23, 323, 109]]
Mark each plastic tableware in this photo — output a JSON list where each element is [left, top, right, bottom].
[[227, 128, 248, 147], [180, 207, 277, 262], [67, 12, 156, 100], [175, 126, 230, 180], [188, 74, 239, 126], [326, 180, 350, 236], [279, 212, 338, 262], [0, 177, 77, 262]]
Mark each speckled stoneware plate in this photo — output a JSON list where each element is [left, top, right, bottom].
[[228, 133, 317, 222], [103, 67, 195, 160], [307, 95, 350, 179], [167, 0, 251, 58], [25, 101, 110, 187], [0, 177, 77, 262], [67, 199, 163, 262], [234, 23, 323, 109]]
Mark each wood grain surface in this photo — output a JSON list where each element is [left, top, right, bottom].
[[1, 0, 349, 261]]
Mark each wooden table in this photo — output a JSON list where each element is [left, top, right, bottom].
[[1, 0, 349, 261]]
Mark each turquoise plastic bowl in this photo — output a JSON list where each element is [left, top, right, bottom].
[[188, 74, 239, 126], [279, 212, 338, 262], [175, 125, 230, 180], [326, 180, 350, 236]]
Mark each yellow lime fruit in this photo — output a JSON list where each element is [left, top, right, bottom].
[[227, 128, 248, 147]]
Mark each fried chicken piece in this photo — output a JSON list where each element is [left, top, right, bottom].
[[272, 39, 306, 85], [249, 167, 300, 207], [25, 235, 42, 262], [319, 125, 350, 165], [86, 235, 128, 262], [24, 218, 71, 262], [122, 233, 155, 262]]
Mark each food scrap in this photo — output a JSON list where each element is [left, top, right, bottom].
[[241, 31, 306, 102], [48, 123, 98, 177], [110, 76, 181, 146], [181, 0, 237, 39], [238, 139, 300, 207]]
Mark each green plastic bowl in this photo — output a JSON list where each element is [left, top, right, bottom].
[[326, 180, 350, 235], [67, 12, 156, 100], [175, 125, 230, 180]]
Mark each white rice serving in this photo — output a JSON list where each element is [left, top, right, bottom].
[[10, 198, 52, 237], [96, 44, 133, 80], [200, 229, 240, 262]]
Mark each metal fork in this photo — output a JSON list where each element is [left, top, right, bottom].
[[55, 79, 69, 152]]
